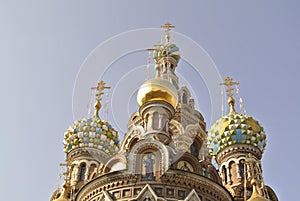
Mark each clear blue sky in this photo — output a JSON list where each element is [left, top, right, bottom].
[[1, 1, 299, 200]]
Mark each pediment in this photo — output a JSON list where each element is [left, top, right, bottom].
[[184, 189, 201, 201], [98, 191, 113, 201], [132, 184, 161, 201]]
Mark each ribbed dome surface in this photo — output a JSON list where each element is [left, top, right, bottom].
[[137, 78, 178, 108], [63, 116, 120, 155], [207, 113, 266, 156], [153, 43, 180, 63]]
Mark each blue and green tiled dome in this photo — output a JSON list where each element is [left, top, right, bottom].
[[153, 43, 180, 63], [63, 117, 120, 156], [207, 113, 266, 156]]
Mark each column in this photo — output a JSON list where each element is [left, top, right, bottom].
[[84, 163, 91, 181]]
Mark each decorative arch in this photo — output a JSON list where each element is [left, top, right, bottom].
[[127, 139, 170, 179], [206, 165, 221, 183], [172, 152, 202, 174], [102, 154, 126, 173], [185, 124, 206, 142], [169, 119, 185, 136], [121, 125, 144, 152], [178, 86, 191, 105], [130, 111, 141, 122], [88, 163, 98, 180]]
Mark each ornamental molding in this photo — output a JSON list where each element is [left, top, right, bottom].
[[216, 144, 262, 164], [67, 147, 110, 163], [75, 170, 233, 201], [121, 125, 144, 152]]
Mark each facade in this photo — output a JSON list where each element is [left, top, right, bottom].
[[50, 24, 278, 201]]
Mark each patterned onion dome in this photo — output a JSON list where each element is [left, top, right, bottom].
[[207, 113, 266, 156], [153, 43, 180, 63], [63, 116, 120, 155]]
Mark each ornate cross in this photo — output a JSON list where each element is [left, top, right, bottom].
[[220, 76, 239, 98], [91, 81, 111, 117], [161, 22, 175, 43]]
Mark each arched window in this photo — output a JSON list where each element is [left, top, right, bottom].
[[89, 164, 97, 180], [79, 163, 86, 181], [222, 166, 227, 183], [153, 112, 159, 130], [182, 92, 187, 104], [239, 160, 245, 179], [190, 141, 199, 158]]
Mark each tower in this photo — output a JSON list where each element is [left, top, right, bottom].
[[50, 24, 278, 201], [51, 81, 120, 201], [207, 77, 278, 201]]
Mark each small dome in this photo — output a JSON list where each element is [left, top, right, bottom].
[[63, 116, 120, 155], [53, 191, 68, 201], [137, 78, 178, 108], [53, 183, 69, 201], [207, 113, 266, 156], [247, 180, 269, 201], [153, 43, 180, 63], [248, 196, 269, 201]]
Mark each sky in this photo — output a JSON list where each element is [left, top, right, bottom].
[[1, 1, 299, 200]]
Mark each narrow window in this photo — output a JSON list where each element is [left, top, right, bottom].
[[190, 141, 199, 158], [182, 92, 187, 104], [239, 160, 245, 179], [222, 166, 227, 183], [79, 164, 86, 181]]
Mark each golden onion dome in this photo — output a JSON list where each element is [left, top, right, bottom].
[[53, 183, 69, 201], [248, 193, 269, 201], [53, 190, 68, 201], [247, 180, 269, 201], [137, 78, 178, 108]]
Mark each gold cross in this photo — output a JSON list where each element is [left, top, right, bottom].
[[220, 76, 239, 98], [161, 22, 175, 30], [91, 81, 111, 117], [161, 22, 175, 43]]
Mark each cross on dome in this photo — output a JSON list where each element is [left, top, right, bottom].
[[220, 76, 239, 114], [91, 81, 111, 117], [161, 22, 175, 43], [220, 76, 239, 98]]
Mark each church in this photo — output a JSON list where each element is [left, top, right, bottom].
[[50, 24, 278, 201]]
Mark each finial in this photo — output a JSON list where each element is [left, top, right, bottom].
[[161, 22, 175, 43], [91, 81, 111, 118], [220, 76, 239, 114]]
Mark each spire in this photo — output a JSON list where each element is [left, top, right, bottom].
[[220, 76, 239, 114], [161, 22, 175, 43], [91, 81, 111, 118], [152, 23, 180, 89]]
